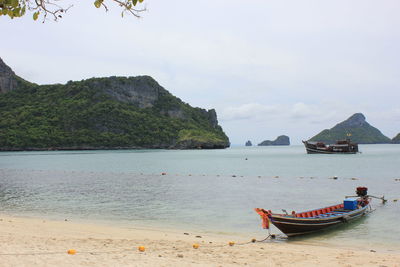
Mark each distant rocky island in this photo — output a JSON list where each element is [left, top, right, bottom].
[[245, 140, 252, 146], [392, 134, 400, 144], [258, 135, 290, 146], [0, 57, 230, 150], [309, 113, 392, 144]]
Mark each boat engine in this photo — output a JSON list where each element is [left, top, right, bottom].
[[356, 187, 368, 197]]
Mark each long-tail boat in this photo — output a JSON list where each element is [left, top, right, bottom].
[[255, 187, 383, 237], [302, 139, 359, 154]]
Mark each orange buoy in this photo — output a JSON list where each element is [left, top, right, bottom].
[[138, 246, 146, 252], [192, 243, 199, 249], [228, 241, 235, 246], [67, 249, 76, 255]]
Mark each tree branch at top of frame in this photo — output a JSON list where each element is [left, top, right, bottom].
[[0, 0, 146, 22]]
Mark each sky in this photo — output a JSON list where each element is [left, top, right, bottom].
[[2, 0, 400, 145]]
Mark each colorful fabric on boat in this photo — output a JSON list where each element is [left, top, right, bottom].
[[254, 208, 270, 229]]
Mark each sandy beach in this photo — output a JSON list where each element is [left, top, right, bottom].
[[0, 214, 398, 267]]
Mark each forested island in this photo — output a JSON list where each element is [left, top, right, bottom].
[[309, 113, 392, 144], [258, 135, 290, 146], [392, 134, 400, 144], [0, 58, 230, 150]]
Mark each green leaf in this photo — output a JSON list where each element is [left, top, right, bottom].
[[11, 0, 18, 8], [94, 0, 102, 8], [33, 11, 39, 20], [139, 0, 144, 2], [13, 7, 20, 17], [132, 0, 138, 6]]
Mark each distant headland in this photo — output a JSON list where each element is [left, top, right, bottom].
[[308, 113, 396, 144], [258, 135, 290, 146], [392, 133, 400, 144], [0, 57, 230, 150]]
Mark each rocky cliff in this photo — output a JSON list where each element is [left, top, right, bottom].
[[245, 140, 252, 146], [309, 113, 391, 144], [0, 57, 230, 150], [258, 135, 290, 146], [0, 58, 18, 94]]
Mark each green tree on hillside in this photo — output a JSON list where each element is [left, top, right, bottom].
[[0, 0, 145, 21], [0, 76, 230, 150]]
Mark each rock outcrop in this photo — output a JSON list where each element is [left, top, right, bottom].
[[258, 135, 290, 146], [84, 76, 163, 108], [309, 113, 391, 144], [0, 57, 18, 94], [245, 140, 252, 146]]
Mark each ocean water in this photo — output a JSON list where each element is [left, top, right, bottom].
[[0, 145, 399, 251]]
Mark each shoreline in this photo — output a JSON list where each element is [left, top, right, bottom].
[[0, 214, 399, 266]]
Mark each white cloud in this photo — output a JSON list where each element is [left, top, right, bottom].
[[221, 103, 281, 121], [221, 102, 341, 124], [290, 103, 316, 119]]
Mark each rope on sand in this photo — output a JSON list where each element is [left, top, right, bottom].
[[0, 249, 136, 256], [0, 234, 282, 256]]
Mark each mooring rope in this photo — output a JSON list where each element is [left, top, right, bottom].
[[0, 249, 136, 256], [0, 234, 280, 256]]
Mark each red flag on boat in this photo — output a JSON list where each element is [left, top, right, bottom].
[[254, 208, 270, 229]]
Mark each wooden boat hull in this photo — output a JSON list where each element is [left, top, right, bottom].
[[270, 205, 369, 236], [302, 140, 359, 154], [304, 147, 358, 154]]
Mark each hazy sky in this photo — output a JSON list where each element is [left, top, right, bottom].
[[2, 0, 400, 145]]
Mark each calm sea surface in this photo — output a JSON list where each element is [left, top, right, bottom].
[[0, 145, 399, 251]]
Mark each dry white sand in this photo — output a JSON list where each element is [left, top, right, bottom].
[[0, 214, 399, 267]]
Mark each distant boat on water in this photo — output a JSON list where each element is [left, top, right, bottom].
[[302, 139, 359, 154]]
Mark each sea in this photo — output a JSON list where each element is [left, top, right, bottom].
[[0, 145, 399, 252]]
